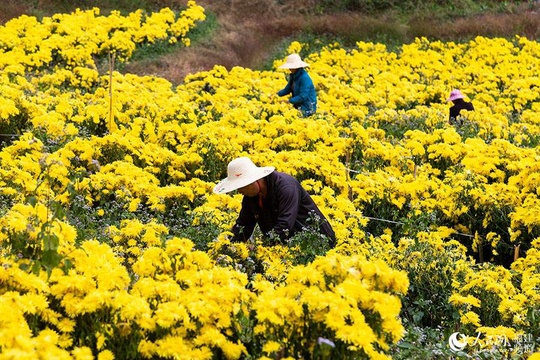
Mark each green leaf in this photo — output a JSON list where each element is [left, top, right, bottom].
[[43, 233, 60, 251], [26, 196, 38, 206]]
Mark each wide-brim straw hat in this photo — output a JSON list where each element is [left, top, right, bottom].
[[278, 54, 309, 69], [213, 157, 275, 194], [447, 89, 465, 101]]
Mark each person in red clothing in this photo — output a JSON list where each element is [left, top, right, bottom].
[[213, 157, 335, 247], [447, 89, 474, 125]]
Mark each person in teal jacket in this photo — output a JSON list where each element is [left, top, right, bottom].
[[277, 54, 317, 117]]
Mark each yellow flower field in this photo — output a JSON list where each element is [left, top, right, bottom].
[[0, 1, 539, 359]]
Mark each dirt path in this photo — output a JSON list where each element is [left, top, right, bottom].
[[123, 0, 540, 85], [124, 0, 292, 84]]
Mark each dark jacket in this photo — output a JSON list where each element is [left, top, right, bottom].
[[277, 68, 317, 117], [449, 99, 474, 124], [231, 171, 335, 246]]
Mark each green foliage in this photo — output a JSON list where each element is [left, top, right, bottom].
[[211, 237, 267, 282], [394, 236, 464, 329], [66, 191, 132, 243], [286, 227, 333, 265], [4, 159, 72, 277], [392, 322, 461, 359], [165, 211, 221, 252], [374, 112, 432, 140], [362, 199, 409, 239], [178, 10, 218, 47], [0, 106, 30, 148], [128, 11, 218, 64]]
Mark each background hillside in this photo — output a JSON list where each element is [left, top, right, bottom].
[[2, 0, 540, 83]]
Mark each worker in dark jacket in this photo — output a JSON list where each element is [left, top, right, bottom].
[[213, 157, 335, 247], [277, 54, 317, 117], [448, 89, 474, 125]]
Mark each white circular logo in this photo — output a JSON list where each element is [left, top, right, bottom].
[[448, 332, 468, 352]]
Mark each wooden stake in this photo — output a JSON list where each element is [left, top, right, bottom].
[[478, 243, 484, 263], [108, 51, 115, 133], [514, 244, 520, 262]]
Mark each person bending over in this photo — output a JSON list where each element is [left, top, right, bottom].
[[213, 157, 335, 247], [448, 89, 474, 125]]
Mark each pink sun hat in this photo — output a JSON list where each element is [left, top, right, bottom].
[[213, 157, 275, 194], [447, 89, 465, 102]]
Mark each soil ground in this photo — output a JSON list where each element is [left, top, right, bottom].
[[120, 0, 540, 84]]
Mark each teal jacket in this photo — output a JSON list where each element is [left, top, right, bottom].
[[277, 68, 317, 116]]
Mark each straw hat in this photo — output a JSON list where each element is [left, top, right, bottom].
[[447, 89, 465, 102], [213, 157, 275, 194], [278, 54, 309, 69]]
